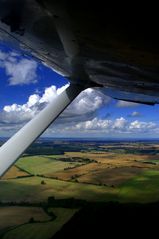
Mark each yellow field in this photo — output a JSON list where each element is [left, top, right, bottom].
[[53, 152, 159, 185], [64, 151, 159, 164], [1, 166, 29, 180], [0, 206, 50, 230], [77, 166, 143, 185], [2, 151, 159, 189]]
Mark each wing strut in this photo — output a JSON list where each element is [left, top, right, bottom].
[[0, 84, 83, 177]]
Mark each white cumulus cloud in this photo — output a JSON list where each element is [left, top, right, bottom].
[[75, 118, 112, 131], [112, 117, 127, 130], [0, 84, 110, 128], [0, 82, 158, 138], [129, 120, 156, 130], [0, 50, 38, 85], [129, 111, 141, 117], [62, 88, 111, 121], [67, 117, 158, 136]]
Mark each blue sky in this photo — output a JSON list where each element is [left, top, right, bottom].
[[0, 42, 159, 139]]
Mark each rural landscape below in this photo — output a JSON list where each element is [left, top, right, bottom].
[[1, 138, 159, 238]]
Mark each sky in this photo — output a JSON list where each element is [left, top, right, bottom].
[[0, 42, 159, 139]]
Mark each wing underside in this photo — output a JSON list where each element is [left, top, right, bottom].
[[0, 0, 159, 105]]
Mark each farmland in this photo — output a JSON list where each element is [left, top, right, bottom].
[[1, 208, 77, 239], [1, 139, 159, 238]]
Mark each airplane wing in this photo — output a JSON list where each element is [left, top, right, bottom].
[[0, 0, 159, 175]]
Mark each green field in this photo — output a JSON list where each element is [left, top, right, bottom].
[[1, 170, 159, 203], [2, 208, 77, 239], [1, 151, 159, 203], [119, 170, 159, 203], [0, 176, 117, 203], [16, 156, 83, 176]]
